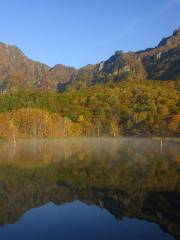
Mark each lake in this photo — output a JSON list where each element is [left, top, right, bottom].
[[0, 138, 179, 240]]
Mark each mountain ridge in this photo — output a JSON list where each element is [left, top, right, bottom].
[[0, 28, 179, 92]]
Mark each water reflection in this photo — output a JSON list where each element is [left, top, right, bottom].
[[0, 138, 179, 239], [0, 201, 175, 240]]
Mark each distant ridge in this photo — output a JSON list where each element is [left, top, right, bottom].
[[0, 28, 179, 92]]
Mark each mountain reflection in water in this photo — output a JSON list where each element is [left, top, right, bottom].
[[0, 138, 179, 240]]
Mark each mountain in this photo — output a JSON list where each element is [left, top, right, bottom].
[[47, 64, 78, 91], [0, 43, 50, 92], [0, 28, 179, 92], [138, 28, 180, 80], [78, 27, 180, 85]]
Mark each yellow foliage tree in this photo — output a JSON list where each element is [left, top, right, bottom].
[[0, 114, 18, 139]]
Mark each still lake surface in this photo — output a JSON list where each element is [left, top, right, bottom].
[[0, 138, 179, 240]]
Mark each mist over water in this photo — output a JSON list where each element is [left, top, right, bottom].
[[0, 138, 179, 240], [0, 138, 179, 167]]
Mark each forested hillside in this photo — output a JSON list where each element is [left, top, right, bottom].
[[0, 29, 179, 138], [0, 81, 179, 138]]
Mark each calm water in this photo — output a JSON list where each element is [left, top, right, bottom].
[[0, 138, 179, 240]]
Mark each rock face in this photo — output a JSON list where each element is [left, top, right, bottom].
[[138, 28, 180, 80], [47, 64, 78, 91], [92, 51, 147, 83], [0, 28, 179, 92], [90, 28, 180, 83], [0, 43, 50, 92]]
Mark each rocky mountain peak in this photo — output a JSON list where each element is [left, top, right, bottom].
[[173, 27, 180, 36], [158, 27, 180, 48], [0, 28, 179, 92]]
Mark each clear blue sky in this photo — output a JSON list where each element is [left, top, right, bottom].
[[0, 0, 180, 68]]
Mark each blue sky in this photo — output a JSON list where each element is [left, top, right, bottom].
[[0, 0, 180, 68]]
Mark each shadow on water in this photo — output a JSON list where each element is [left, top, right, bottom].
[[0, 138, 179, 239]]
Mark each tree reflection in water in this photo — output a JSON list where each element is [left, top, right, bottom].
[[0, 138, 179, 239]]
